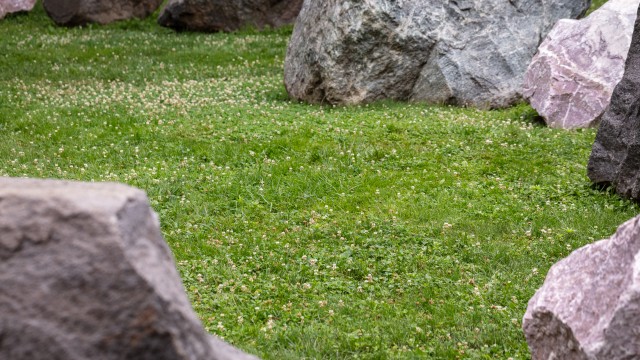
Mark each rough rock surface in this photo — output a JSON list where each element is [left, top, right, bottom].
[[158, 0, 303, 32], [0, 0, 36, 19], [0, 178, 259, 360], [588, 5, 640, 201], [523, 215, 640, 359], [284, 0, 591, 108], [523, 0, 638, 129], [42, 0, 163, 26]]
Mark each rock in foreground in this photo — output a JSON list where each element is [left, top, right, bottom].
[[0, 178, 258, 360], [43, 0, 163, 26], [158, 0, 303, 32], [0, 0, 36, 19], [522, 0, 638, 129], [523, 215, 640, 359], [284, 0, 590, 108], [588, 4, 640, 201]]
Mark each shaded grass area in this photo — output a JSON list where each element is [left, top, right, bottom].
[[0, 1, 633, 358], [588, 0, 607, 14]]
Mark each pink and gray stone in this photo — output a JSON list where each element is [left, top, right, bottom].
[[522, 0, 638, 129], [42, 0, 163, 26], [523, 215, 640, 359], [0, 0, 36, 19], [284, 0, 591, 108], [0, 178, 259, 360], [158, 0, 303, 32], [588, 4, 640, 201]]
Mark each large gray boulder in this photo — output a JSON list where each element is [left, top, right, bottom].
[[0, 178, 258, 360], [523, 0, 638, 129], [588, 4, 640, 201], [43, 0, 163, 26], [523, 214, 640, 359], [284, 0, 591, 108], [0, 0, 36, 19], [158, 0, 303, 32]]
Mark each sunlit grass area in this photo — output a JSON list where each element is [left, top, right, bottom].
[[0, 1, 630, 358]]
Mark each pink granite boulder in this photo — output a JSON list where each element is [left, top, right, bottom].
[[523, 215, 640, 359], [0, 0, 36, 19], [522, 0, 638, 129]]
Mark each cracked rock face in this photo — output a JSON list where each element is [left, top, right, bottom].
[[43, 0, 163, 26], [522, 0, 638, 129], [523, 215, 640, 359], [0, 0, 36, 19], [158, 0, 303, 32], [588, 4, 640, 201], [284, 0, 590, 108], [0, 178, 258, 360]]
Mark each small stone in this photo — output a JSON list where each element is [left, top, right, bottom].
[[0, 178, 259, 360], [523, 214, 640, 359], [43, 0, 163, 26], [158, 0, 303, 33], [522, 0, 638, 129], [0, 0, 36, 20], [588, 4, 640, 201]]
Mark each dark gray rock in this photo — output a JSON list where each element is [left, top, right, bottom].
[[0, 0, 36, 19], [43, 0, 163, 26], [158, 0, 303, 33], [284, 0, 590, 108], [523, 215, 640, 359], [523, 0, 638, 129], [588, 4, 640, 201], [0, 178, 259, 360]]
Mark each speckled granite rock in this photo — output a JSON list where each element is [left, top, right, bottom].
[[284, 0, 590, 108], [588, 4, 640, 201], [523, 215, 640, 359], [158, 0, 303, 32], [0, 0, 36, 19], [523, 0, 638, 129], [0, 178, 259, 360], [43, 0, 163, 26]]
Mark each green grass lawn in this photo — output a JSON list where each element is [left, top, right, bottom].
[[0, 1, 630, 358]]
